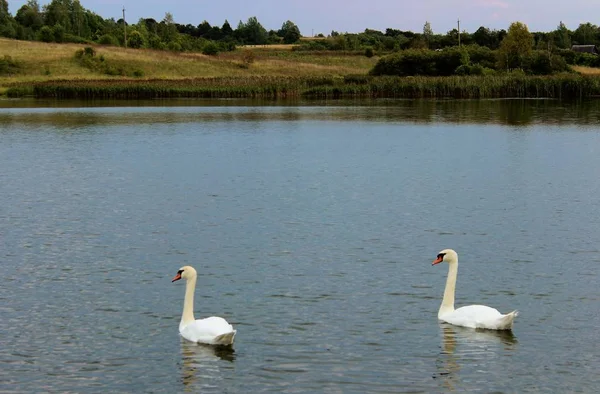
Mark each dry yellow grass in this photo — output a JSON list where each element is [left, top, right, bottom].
[[571, 65, 600, 75], [1, 38, 374, 91], [239, 44, 298, 50]]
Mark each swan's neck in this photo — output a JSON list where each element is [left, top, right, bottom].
[[439, 262, 457, 318], [182, 277, 196, 325]]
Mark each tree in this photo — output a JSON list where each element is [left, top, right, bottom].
[[235, 16, 267, 45], [497, 21, 533, 70], [553, 21, 571, 49], [159, 12, 179, 43], [221, 20, 233, 36], [278, 20, 301, 44], [127, 30, 145, 48], [423, 21, 433, 48], [15, 0, 43, 31], [0, 0, 18, 38], [197, 20, 211, 37], [573, 23, 599, 46]]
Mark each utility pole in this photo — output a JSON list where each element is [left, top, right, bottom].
[[457, 19, 461, 47], [123, 6, 127, 48]]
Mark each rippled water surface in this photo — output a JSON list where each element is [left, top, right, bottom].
[[1, 99, 599, 393]]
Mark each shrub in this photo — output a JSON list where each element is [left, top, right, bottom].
[[202, 42, 219, 56], [525, 51, 570, 75], [98, 34, 119, 46], [38, 26, 53, 43], [371, 47, 468, 76], [52, 24, 65, 43], [365, 47, 375, 58], [167, 42, 182, 52], [0, 55, 21, 75], [127, 30, 146, 49]]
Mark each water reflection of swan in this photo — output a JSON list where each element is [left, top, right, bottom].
[[435, 324, 518, 392], [180, 340, 235, 391]]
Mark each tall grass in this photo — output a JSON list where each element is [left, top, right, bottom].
[[7, 73, 600, 99]]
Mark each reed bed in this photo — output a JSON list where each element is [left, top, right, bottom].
[[7, 74, 600, 99]]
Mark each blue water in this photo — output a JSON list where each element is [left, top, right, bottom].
[[1, 100, 599, 393]]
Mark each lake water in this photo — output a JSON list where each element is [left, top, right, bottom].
[[1, 99, 599, 393]]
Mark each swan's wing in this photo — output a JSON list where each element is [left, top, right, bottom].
[[180, 316, 235, 344], [442, 305, 503, 328]]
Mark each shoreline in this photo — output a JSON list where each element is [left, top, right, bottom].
[[5, 74, 600, 100]]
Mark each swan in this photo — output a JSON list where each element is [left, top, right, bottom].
[[432, 249, 518, 330], [172, 266, 236, 345]]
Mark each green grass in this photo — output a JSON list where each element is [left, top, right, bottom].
[[7, 73, 600, 99], [4, 38, 600, 100]]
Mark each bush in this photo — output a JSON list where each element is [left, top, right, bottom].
[[38, 26, 53, 43], [370, 47, 469, 76], [0, 55, 21, 75], [127, 30, 145, 49], [365, 47, 375, 58], [167, 42, 182, 52], [52, 24, 65, 43], [454, 63, 495, 76], [525, 51, 569, 75], [98, 34, 119, 46], [464, 45, 496, 69], [202, 42, 219, 56], [344, 74, 373, 84]]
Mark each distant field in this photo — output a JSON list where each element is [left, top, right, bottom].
[[571, 65, 600, 75], [0, 38, 375, 92]]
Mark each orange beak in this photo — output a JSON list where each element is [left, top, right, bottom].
[[432, 256, 443, 265], [171, 273, 182, 282]]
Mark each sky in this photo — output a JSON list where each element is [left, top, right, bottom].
[[8, 0, 600, 36]]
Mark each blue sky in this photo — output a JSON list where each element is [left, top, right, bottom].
[[8, 0, 599, 35]]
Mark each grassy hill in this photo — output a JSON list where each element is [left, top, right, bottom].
[[4, 38, 600, 100], [0, 38, 375, 93]]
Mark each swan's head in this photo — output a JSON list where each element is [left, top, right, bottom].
[[432, 249, 458, 265], [171, 266, 197, 282]]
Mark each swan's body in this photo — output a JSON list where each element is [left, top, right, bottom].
[[433, 249, 518, 331], [172, 266, 236, 345]]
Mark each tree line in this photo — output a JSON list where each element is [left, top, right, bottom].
[[0, 0, 301, 53], [2, 0, 600, 52]]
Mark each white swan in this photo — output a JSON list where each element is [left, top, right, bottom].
[[172, 266, 236, 345], [432, 249, 518, 330]]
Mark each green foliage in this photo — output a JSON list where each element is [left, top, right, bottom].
[[0, 55, 21, 75], [552, 22, 572, 49], [18, 74, 600, 100], [370, 47, 469, 76], [522, 51, 568, 75], [15, 1, 44, 31], [202, 41, 219, 56], [497, 22, 534, 70], [454, 64, 495, 76], [235, 16, 267, 45], [74, 47, 142, 77], [127, 30, 145, 48], [167, 41, 182, 52], [53, 24, 65, 42], [364, 47, 375, 58], [38, 26, 53, 42], [98, 34, 119, 46], [278, 20, 301, 44]]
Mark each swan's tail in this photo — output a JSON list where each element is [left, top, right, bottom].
[[213, 330, 236, 346], [498, 310, 519, 330]]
